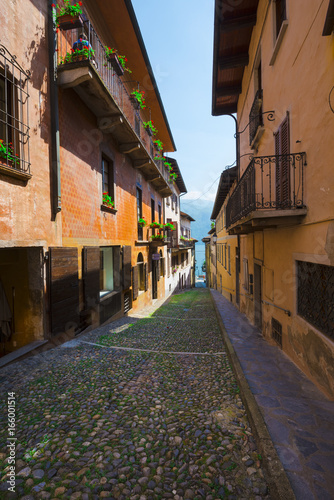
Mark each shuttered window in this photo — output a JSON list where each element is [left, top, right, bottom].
[[132, 265, 139, 300], [49, 247, 79, 336], [82, 247, 100, 310], [144, 263, 148, 291], [102, 156, 114, 204], [122, 246, 132, 290], [275, 0, 286, 38], [274, 113, 290, 207]]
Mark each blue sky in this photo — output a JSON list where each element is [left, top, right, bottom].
[[131, 0, 236, 205]]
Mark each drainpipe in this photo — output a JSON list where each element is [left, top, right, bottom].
[[227, 114, 239, 181], [48, 0, 61, 216]]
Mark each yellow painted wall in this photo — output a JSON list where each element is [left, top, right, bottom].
[[234, 0, 334, 398]]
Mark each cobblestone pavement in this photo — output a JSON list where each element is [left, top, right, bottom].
[[211, 289, 334, 500], [0, 289, 270, 500]]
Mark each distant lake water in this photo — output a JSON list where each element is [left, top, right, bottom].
[[195, 243, 206, 277]]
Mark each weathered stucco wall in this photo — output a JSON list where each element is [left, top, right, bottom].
[[234, 0, 334, 398]]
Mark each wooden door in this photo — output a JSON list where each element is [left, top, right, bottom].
[[49, 247, 79, 336], [254, 263, 262, 330]]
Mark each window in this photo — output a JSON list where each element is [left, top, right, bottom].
[[228, 245, 231, 274], [275, 0, 286, 38], [272, 318, 283, 348], [224, 244, 227, 270], [102, 156, 114, 204], [270, 0, 288, 65], [0, 46, 30, 175], [151, 198, 155, 223], [243, 259, 249, 291], [137, 187, 143, 240], [166, 196, 170, 206], [134, 114, 140, 136], [297, 261, 334, 340], [137, 253, 145, 292], [158, 203, 162, 224], [100, 247, 114, 297]]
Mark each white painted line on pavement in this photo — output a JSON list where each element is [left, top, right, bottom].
[[79, 341, 225, 356]]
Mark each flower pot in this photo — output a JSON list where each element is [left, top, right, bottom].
[[145, 127, 153, 137], [130, 97, 141, 110], [107, 53, 124, 76], [57, 14, 83, 30]]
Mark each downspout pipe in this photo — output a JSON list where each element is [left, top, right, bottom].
[[227, 113, 240, 181], [48, 0, 61, 217]]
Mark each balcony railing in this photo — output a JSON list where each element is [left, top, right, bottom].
[[249, 89, 263, 146], [226, 153, 307, 228], [56, 13, 173, 191]]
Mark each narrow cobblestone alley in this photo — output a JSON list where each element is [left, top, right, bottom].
[[0, 289, 271, 500]]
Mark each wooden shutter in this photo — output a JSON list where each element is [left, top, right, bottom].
[[280, 114, 290, 204], [144, 263, 148, 291], [82, 247, 100, 311], [49, 247, 79, 336], [122, 246, 131, 290], [171, 221, 179, 248], [113, 246, 121, 290], [161, 257, 166, 277], [132, 265, 138, 300], [157, 259, 161, 281], [275, 113, 290, 206]]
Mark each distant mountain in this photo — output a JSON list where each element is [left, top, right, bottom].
[[180, 199, 214, 242]]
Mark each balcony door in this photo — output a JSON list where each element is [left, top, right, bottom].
[[274, 113, 290, 208]]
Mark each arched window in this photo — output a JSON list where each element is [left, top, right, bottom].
[[137, 253, 145, 291]]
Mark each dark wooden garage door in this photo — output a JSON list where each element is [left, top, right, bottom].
[[49, 247, 79, 336]]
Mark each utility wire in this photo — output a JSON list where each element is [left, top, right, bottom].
[[181, 160, 236, 206]]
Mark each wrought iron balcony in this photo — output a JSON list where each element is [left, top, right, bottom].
[[55, 15, 173, 196], [249, 89, 263, 147], [226, 153, 307, 233]]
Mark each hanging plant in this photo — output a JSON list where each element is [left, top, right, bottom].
[[138, 218, 147, 227], [105, 47, 132, 74], [143, 120, 158, 136], [153, 139, 163, 151], [164, 223, 175, 231], [54, 1, 83, 30], [130, 89, 146, 109]]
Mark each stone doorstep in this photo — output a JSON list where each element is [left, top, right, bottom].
[[0, 340, 48, 369]]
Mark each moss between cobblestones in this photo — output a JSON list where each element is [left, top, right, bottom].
[[0, 289, 270, 499]]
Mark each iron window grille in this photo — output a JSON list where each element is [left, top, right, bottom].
[[0, 44, 30, 174], [272, 318, 283, 348], [297, 261, 334, 340]]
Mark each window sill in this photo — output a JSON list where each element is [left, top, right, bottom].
[[0, 162, 32, 182], [99, 289, 120, 302], [269, 20, 288, 66], [135, 240, 149, 246], [101, 204, 117, 214]]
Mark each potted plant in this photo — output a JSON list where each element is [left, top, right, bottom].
[[164, 222, 175, 231], [60, 46, 95, 64], [153, 139, 163, 151], [150, 234, 166, 244], [164, 161, 172, 171], [138, 217, 147, 227], [149, 221, 162, 229], [102, 192, 115, 208], [130, 89, 146, 110], [0, 141, 19, 166], [54, 1, 83, 30], [143, 120, 158, 137], [105, 47, 131, 75], [170, 172, 178, 182]]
